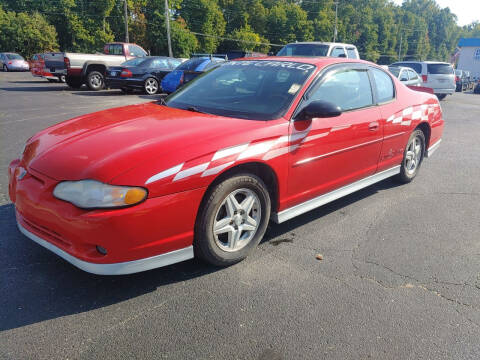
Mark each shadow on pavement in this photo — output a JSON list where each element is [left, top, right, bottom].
[[0, 85, 67, 92], [0, 177, 402, 332]]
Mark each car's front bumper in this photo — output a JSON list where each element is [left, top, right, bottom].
[[9, 160, 205, 274]]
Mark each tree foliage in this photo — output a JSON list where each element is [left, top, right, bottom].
[[0, 0, 476, 62]]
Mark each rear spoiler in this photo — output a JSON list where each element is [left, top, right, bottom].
[[408, 86, 434, 94]]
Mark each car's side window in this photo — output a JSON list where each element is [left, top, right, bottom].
[[129, 45, 146, 57], [371, 68, 395, 103], [408, 70, 419, 80], [346, 48, 357, 59], [330, 47, 346, 57], [309, 68, 374, 111], [399, 70, 408, 81], [150, 59, 169, 68]]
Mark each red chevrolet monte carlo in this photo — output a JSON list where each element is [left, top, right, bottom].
[[8, 57, 444, 275]]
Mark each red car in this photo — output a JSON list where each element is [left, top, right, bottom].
[[8, 57, 444, 275]]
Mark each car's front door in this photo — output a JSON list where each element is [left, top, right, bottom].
[[286, 65, 384, 209]]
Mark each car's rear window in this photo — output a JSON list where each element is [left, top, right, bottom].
[[427, 64, 453, 75], [176, 58, 206, 71], [393, 62, 422, 74], [388, 67, 401, 77]]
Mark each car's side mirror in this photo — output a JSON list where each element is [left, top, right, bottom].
[[400, 77, 408, 81], [295, 100, 342, 121]]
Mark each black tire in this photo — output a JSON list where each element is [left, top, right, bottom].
[[86, 71, 104, 91], [3, 64, 8, 72], [396, 129, 426, 184], [194, 174, 271, 267], [66, 76, 82, 89], [436, 94, 447, 100]]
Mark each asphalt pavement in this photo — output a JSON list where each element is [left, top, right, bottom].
[[1, 72, 480, 360]]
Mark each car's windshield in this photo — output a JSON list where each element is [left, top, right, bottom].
[[388, 67, 401, 77], [6, 53, 23, 60], [165, 60, 315, 120], [121, 57, 149, 67], [277, 44, 329, 57]]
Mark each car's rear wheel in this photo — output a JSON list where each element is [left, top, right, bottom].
[[396, 129, 425, 183], [144, 77, 159, 95], [87, 71, 104, 91], [436, 94, 446, 100], [195, 174, 271, 266]]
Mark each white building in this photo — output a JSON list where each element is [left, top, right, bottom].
[[457, 38, 480, 78]]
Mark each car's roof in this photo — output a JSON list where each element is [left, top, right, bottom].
[[389, 65, 416, 71], [393, 60, 451, 65], [284, 42, 357, 48]]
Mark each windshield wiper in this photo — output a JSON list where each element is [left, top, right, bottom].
[[186, 106, 205, 114]]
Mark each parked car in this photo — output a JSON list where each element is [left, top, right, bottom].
[[161, 56, 226, 94], [0, 52, 29, 71], [63, 42, 148, 90], [43, 52, 66, 83], [390, 61, 455, 100], [388, 66, 422, 86], [9, 56, 444, 275], [29, 54, 45, 77], [474, 78, 480, 94], [276, 42, 360, 59], [455, 69, 468, 92], [105, 56, 184, 94]]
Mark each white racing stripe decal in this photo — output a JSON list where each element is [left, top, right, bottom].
[[201, 161, 234, 177], [212, 143, 249, 161], [173, 162, 209, 181], [237, 140, 276, 160], [145, 163, 184, 184]]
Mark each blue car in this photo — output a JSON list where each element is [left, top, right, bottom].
[[161, 57, 226, 93]]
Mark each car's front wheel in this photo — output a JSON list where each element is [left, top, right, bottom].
[[195, 174, 271, 266], [396, 129, 425, 183], [144, 77, 159, 95]]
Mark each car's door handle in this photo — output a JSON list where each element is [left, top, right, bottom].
[[369, 121, 380, 131]]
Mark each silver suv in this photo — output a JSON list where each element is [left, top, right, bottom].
[[390, 61, 455, 100], [277, 42, 360, 59]]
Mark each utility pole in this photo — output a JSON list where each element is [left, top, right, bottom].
[[333, 1, 339, 42], [124, 0, 129, 43], [398, 32, 403, 61], [165, 0, 173, 57]]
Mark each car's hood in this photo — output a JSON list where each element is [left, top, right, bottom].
[[24, 102, 266, 182]]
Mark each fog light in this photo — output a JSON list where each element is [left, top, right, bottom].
[[96, 245, 107, 255]]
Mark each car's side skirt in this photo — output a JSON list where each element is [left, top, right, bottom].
[[17, 221, 194, 275], [272, 166, 401, 224], [425, 139, 441, 158]]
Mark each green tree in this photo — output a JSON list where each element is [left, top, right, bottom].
[[231, 25, 269, 52], [0, 6, 59, 59]]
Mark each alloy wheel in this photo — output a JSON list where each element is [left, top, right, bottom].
[[145, 78, 158, 95], [213, 188, 261, 252], [405, 135, 422, 175], [89, 74, 102, 89]]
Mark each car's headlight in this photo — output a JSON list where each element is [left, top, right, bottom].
[[53, 180, 147, 209]]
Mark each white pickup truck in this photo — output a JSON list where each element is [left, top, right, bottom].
[[63, 42, 148, 90]]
